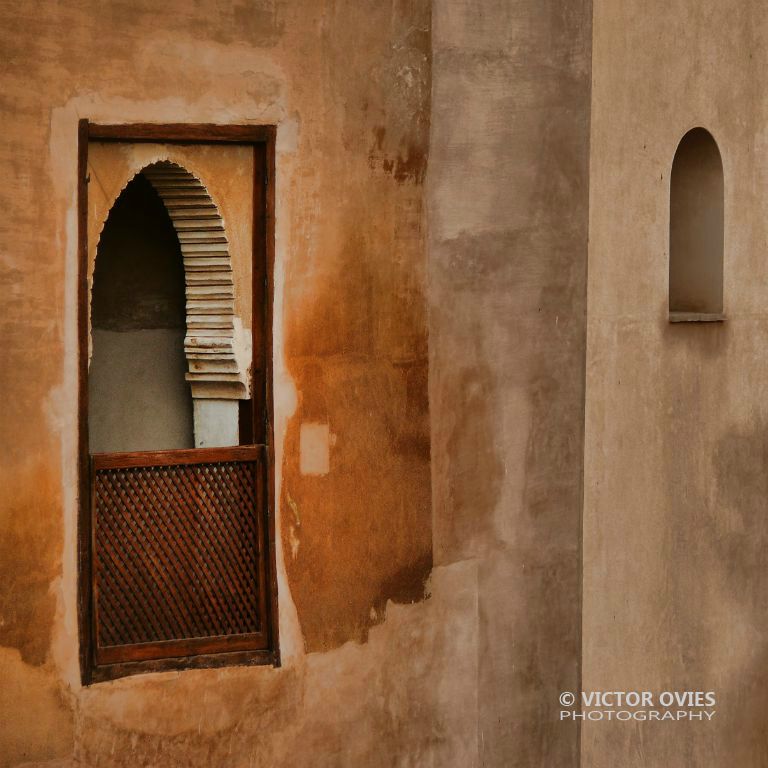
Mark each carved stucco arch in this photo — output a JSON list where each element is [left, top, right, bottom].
[[94, 160, 248, 401]]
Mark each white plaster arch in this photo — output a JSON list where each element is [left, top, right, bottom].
[[93, 160, 248, 401], [142, 161, 246, 399]]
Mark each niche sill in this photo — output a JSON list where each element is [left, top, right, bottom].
[[668, 311, 725, 323]]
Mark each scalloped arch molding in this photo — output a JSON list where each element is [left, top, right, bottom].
[[139, 160, 247, 400]]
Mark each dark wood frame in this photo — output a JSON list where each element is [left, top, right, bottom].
[[77, 121, 278, 683]]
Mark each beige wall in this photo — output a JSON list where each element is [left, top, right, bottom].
[[584, 1, 768, 765], [429, 1, 592, 765]]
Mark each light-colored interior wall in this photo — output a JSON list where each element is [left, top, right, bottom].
[[90, 329, 193, 453], [584, 1, 768, 765], [192, 399, 239, 448]]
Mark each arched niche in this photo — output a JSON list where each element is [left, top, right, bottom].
[[669, 127, 724, 318], [89, 160, 248, 450]]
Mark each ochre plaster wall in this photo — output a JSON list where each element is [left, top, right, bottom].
[[584, 1, 768, 765], [0, 2, 457, 766], [429, 1, 592, 766]]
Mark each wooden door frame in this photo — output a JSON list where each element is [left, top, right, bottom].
[[77, 121, 279, 683]]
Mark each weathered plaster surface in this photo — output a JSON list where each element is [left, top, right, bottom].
[[429, 1, 591, 765], [584, 1, 768, 765], [2, 566, 478, 768], [0, 1, 444, 765], [274, 0, 432, 652]]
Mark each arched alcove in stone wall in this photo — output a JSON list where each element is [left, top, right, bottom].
[[669, 128, 724, 317]]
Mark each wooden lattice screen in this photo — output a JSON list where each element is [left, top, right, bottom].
[[91, 446, 269, 666]]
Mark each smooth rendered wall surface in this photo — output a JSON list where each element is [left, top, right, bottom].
[[89, 329, 193, 452], [585, 2, 768, 765], [0, 2, 473, 767], [429, 1, 592, 765]]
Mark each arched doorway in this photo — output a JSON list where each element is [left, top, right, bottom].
[[89, 170, 193, 453], [89, 160, 248, 450]]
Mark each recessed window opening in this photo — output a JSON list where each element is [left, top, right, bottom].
[[79, 127, 278, 684], [669, 127, 724, 319], [89, 172, 193, 453]]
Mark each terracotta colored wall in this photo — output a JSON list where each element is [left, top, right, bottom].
[[429, 1, 592, 766], [0, 2, 457, 766], [584, 1, 768, 765]]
